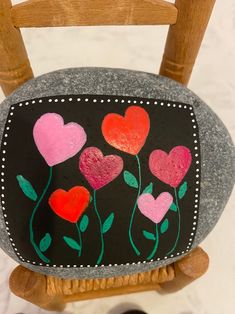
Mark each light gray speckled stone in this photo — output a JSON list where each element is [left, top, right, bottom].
[[0, 67, 234, 279]]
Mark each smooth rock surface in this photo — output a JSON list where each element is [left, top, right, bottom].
[[0, 67, 234, 279]]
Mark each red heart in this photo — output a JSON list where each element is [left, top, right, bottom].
[[102, 105, 150, 155], [149, 146, 192, 188], [48, 186, 90, 223]]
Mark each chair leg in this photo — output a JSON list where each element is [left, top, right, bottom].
[[159, 0, 216, 85], [0, 0, 33, 96], [158, 247, 209, 293], [9, 265, 65, 311]]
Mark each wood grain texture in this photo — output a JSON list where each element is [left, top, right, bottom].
[[9, 247, 209, 311], [159, 0, 216, 85], [0, 0, 33, 96], [11, 0, 178, 28]]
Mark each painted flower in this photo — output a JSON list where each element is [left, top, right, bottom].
[[33, 113, 87, 166], [149, 146, 192, 188], [79, 147, 123, 190], [137, 192, 173, 224], [101, 105, 150, 155], [48, 186, 90, 223]]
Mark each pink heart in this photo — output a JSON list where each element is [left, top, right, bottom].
[[33, 113, 87, 166], [149, 146, 192, 188], [79, 147, 124, 190], [137, 192, 173, 224]]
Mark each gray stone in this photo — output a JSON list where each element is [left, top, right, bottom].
[[0, 67, 234, 279]]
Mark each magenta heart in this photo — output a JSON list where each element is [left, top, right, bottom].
[[137, 192, 173, 224], [33, 113, 87, 166], [149, 146, 192, 188], [79, 147, 124, 190]]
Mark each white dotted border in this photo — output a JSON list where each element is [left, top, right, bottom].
[[0, 96, 200, 268]]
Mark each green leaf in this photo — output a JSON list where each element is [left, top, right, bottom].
[[142, 182, 153, 194], [79, 215, 89, 233], [123, 171, 138, 188], [90, 195, 93, 203], [142, 230, 156, 241], [178, 181, 188, 199], [16, 175, 38, 201], [160, 218, 169, 234], [39, 233, 52, 252], [170, 202, 177, 212], [102, 212, 114, 234], [63, 236, 81, 251]]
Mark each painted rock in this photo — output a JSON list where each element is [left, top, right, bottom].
[[0, 68, 234, 279]]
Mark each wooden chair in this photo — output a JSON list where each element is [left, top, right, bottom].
[[0, 0, 214, 311]]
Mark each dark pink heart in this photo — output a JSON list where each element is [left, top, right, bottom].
[[79, 147, 123, 190], [149, 146, 192, 188], [137, 192, 173, 223]]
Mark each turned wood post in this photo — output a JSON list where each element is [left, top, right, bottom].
[[9, 266, 65, 311], [159, 247, 209, 293], [0, 0, 33, 96], [159, 0, 216, 85]]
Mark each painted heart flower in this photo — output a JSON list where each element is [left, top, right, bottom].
[[33, 113, 87, 166], [149, 146, 192, 188], [101, 105, 150, 155], [48, 186, 90, 223], [137, 192, 173, 224], [79, 147, 124, 190]]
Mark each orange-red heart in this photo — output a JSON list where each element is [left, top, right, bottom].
[[48, 186, 90, 223], [102, 105, 150, 155]]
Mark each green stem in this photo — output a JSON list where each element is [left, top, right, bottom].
[[167, 187, 181, 256], [128, 154, 141, 256], [147, 224, 159, 261], [93, 190, 104, 265], [75, 222, 82, 257], [29, 166, 53, 263]]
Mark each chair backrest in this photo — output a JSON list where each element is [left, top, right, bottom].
[[0, 0, 215, 96]]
